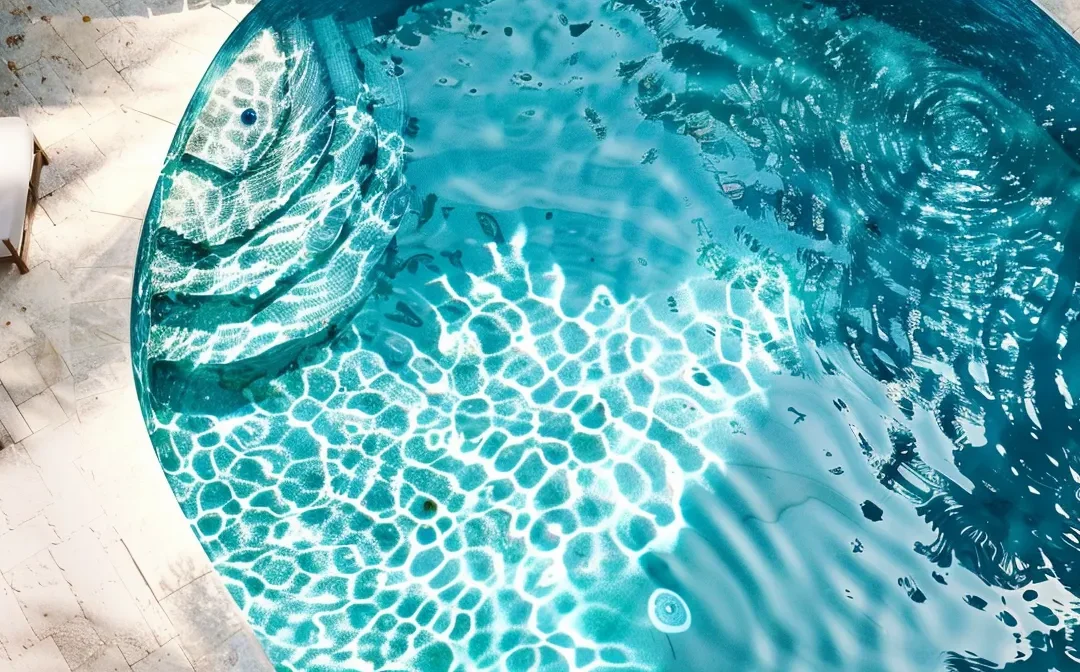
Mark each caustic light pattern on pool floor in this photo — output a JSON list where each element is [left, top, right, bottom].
[[131, 0, 1080, 670]]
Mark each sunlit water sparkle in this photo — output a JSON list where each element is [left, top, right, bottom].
[[132, 0, 1080, 670]]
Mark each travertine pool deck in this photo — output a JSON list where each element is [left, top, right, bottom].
[[0, 1, 273, 670], [0, 0, 1078, 671]]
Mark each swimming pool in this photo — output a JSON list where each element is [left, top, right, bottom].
[[131, 0, 1080, 669]]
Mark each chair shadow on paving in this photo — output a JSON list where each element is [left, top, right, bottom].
[[0, 0, 260, 170]]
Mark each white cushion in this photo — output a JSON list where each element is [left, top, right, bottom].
[[0, 117, 35, 243]]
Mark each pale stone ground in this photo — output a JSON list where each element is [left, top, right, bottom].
[[0, 0, 277, 670], [1038, 0, 1080, 35], [0, 1, 1078, 671]]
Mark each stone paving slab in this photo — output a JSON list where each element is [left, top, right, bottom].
[[0, 0, 270, 670], [131, 640, 194, 672]]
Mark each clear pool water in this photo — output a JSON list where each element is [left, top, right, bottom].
[[132, 0, 1080, 669]]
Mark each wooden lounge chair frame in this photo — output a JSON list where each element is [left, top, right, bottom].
[[1, 133, 48, 274]]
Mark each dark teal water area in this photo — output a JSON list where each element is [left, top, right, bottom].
[[131, 0, 1080, 669]]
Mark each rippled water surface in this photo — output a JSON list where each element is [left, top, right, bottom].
[[132, 0, 1080, 669]]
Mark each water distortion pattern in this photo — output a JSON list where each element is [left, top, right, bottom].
[[132, 0, 1080, 670]]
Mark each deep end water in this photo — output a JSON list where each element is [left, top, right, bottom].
[[131, 0, 1080, 669]]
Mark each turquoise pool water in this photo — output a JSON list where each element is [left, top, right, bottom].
[[132, 0, 1080, 669]]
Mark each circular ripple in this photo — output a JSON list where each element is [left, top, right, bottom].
[[842, 66, 1059, 233], [647, 588, 692, 633]]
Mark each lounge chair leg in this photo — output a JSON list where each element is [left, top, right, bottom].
[[2, 239, 28, 274], [34, 136, 49, 166]]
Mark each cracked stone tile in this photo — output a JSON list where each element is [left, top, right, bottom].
[[26, 36, 119, 129], [32, 103, 94, 148], [0, 573, 37, 656], [0, 350, 48, 405], [0, 444, 52, 530], [14, 57, 80, 116], [117, 29, 209, 125], [37, 163, 69, 201], [21, 420, 88, 491], [75, 644, 131, 672], [39, 175, 96, 227], [6, 548, 83, 638], [50, 377, 77, 419], [87, 161, 156, 221], [1035, 0, 1080, 33], [48, 13, 108, 68], [192, 629, 273, 672], [21, 425, 97, 531], [73, 412, 208, 602], [72, 386, 133, 425], [52, 616, 106, 670], [2, 636, 69, 672], [160, 9, 237, 58], [65, 343, 130, 400], [160, 573, 245, 662], [29, 339, 71, 388], [52, 528, 157, 664], [0, 386, 31, 444], [107, 499, 211, 603], [75, 59, 136, 121], [43, 494, 104, 542], [81, 108, 170, 221], [45, 131, 106, 177], [85, 105, 174, 167], [120, 61, 203, 126], [214, 0, 255, 24], [67, 267, 134, 304], [52, 0, 122, 36], [0, 264, 71, 358], [2, 57, 93, 146], [0, 48, 45, 120], [34, 130, 107, 200], [133, 23, 213, 73], [94, 23, 159, 72], [69, 387, 144, 459], [33, 211, 141, 277], [70, 384, 141, 432], [18, 388, 68, 433], [26, 236, 49, 272], [0, 515, 58, 574], [28, 452, 102, 543], [0, 384, 31, 443], [87, 519, 176, 647], [69, 299, 130, 350], [131, 639, 193, 672], [0, 57, 86, 148], [0, 1, 69, 70], [109, 0, 214, 47], [0, 315, 38, 363], [25, 422, 105, 539]]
